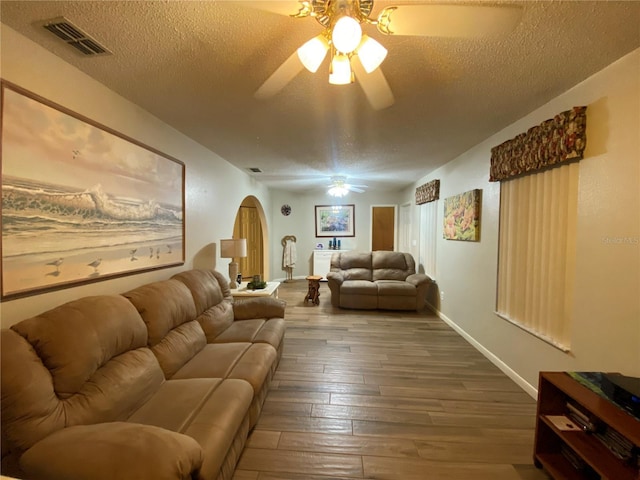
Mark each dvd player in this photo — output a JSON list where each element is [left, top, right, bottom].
[[601, 373, 640, 419]]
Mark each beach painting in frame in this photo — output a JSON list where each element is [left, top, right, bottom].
[[1, 83, 185, 299], [443, 189, 482, 241]]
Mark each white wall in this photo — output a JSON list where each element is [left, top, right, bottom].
[[0, 26, 273, 328], [269, 189, 403, 281], [405, 49, 640, 394]]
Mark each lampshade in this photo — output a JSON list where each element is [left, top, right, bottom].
[[298, 35, 330, 73], [356, 35, 388, 73], [331, 16, 362, 54], [220, 238, 247, 258], [329, 54, 352, 85]]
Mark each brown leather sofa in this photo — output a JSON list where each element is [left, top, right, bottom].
[[0, 269, 285, 480], [327, 251, 432, 311]]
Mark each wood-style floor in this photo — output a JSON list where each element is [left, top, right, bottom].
[[233, 280, 550, 480]]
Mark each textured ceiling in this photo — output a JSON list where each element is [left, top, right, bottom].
[[1, 1, 639, 194]]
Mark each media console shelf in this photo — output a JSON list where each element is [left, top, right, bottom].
[[534, 372, 640, 480]]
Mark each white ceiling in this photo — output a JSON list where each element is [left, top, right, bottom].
[[1, 1, 639, 194]]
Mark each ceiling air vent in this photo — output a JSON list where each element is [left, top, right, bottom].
[[248, 168, 263, 173], [41, 17, 112, 56]]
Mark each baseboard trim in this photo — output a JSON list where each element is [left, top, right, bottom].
[[425, 301, 538, 399]]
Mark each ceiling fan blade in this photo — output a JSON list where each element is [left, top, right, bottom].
[[351, 56, 394, 110], [348, 186, 365, 193], [235, 1, 311, 17], [254, 50, 305, 99], [376, 4, 523, 38]]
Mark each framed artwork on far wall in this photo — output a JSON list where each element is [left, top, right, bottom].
[[443, 189, 482, 241], [1, 81, 185, 299], [315, 204, 355, 237]]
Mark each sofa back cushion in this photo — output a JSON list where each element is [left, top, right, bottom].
[[372, 251, 416, 281], [124, 279, 206, 379], [1, 296, 163, 453], [172, 269, 235, 343], [330, 252, 373, 281]]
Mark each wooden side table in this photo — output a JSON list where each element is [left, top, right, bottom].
[[304, 275, 322, 305]]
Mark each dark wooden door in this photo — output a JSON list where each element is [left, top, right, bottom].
[[372, 206, 395, 251]]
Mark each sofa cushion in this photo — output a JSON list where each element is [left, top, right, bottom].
[[1, 296, 164, 453], [376, 280, 417, 296], [171, 343, 277, 428], [172, 343, 275, 395], [172, 269, 235, 341], [372, 251, 414, 281], [173, 270, 286, 354], [124, 279, 197, 347], [331, 252, 373, 281], [124, 280, 205, 378], [127, 377, 253, 480], [340, 280, 379, 295], [20, 422, 203, 480], [214, 319, 266, 343]]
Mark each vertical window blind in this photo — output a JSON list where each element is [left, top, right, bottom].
[[420, 201, 438, 279], [496, 162, 579, 350]]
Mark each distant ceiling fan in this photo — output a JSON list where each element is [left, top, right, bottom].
[[251, 0, 523, 110], [327, 176, 367, 196]]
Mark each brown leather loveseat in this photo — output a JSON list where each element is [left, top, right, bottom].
[[327, 251, 432, 311], [0, 269, 285, 480]]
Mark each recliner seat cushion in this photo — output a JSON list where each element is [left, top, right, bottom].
[[376, 280, 417, 296], [340, 280, 379, 295], [127, 377, 253, 480]]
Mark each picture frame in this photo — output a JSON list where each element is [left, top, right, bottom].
[[315, 204, 355, 237], [1, 81, 185, 299], [443, 189, 482, 241]]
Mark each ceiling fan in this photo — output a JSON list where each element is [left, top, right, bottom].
[[251, 0, 523, 110], [327, 175, 367, 196]]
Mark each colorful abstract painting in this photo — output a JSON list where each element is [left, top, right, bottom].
[[443, 189, 481, 241], [1, 83, 185, 298], [315, 205, 355, 237]]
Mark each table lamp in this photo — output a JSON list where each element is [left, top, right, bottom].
[[220, 238, 247, 289]]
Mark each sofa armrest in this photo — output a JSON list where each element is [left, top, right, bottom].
[[405, 273, 432, 287], [233, 297, 286, 320], [20, 422, 203, 480], [326, 271, 344, 285]]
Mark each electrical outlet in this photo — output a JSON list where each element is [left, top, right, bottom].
[[440, 291, 445, 301]]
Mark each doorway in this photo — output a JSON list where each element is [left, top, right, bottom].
[[371, 205, 397, 251], [233, 196, 268, 280]]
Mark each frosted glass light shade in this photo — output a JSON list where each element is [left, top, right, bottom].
[[328, 185, 349, 197], [357, 35, 388, 73], [332, 16, 362, 54], [297, 35, 330, 72], [329, 54, 352, 85]]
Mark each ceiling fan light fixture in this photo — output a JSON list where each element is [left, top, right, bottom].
[[328, 185, 349, 197], [357, 35, 387, 73], [331, 16, 362, 54], [297, 34, 329, 72], [329, 53, 353, 85]]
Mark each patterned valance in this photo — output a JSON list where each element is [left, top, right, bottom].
[[416, 179, 440, 205], [489, 106, 587, 182]]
